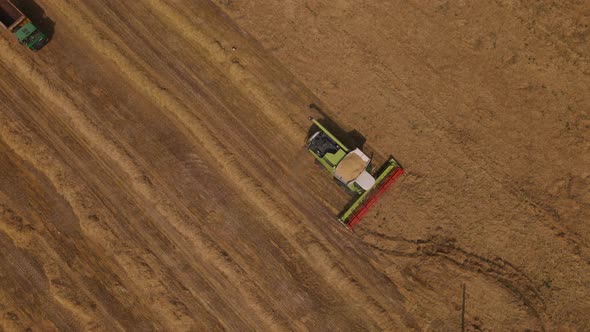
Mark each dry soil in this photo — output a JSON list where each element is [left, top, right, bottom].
[[1, 0, 589, 331]]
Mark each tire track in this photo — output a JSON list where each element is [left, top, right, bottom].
[[361, 229, 546, 330], [339, 1, 590, 263], [49, 1, 417, 329]]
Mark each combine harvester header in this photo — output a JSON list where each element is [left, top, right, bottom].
[[307, 117, 404, 230]]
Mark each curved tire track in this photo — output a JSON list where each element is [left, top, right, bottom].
[[362, 229, 546, 330]]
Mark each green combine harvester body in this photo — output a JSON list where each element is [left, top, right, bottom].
[[0, 0, 48, 51], [307, 118, 404, 229]]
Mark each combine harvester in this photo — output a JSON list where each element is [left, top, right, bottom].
[[307, 117, 404, 230]]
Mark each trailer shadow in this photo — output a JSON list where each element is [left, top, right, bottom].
[[307, 103, 367, 151], [12, 0, 54, 39]]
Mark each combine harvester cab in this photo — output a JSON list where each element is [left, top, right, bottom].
[[307, 118, 404, 230], [0, 0, 48, 51]]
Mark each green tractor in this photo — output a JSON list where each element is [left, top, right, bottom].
[[307, 117, 404, 229], [0, 0, 48, 52]]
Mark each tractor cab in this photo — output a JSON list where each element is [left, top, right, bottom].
[[308, 121, 377, 194]]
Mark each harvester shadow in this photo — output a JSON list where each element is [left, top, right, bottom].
[[12, 0, 54, 39], [307, 103, 366, 150]]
